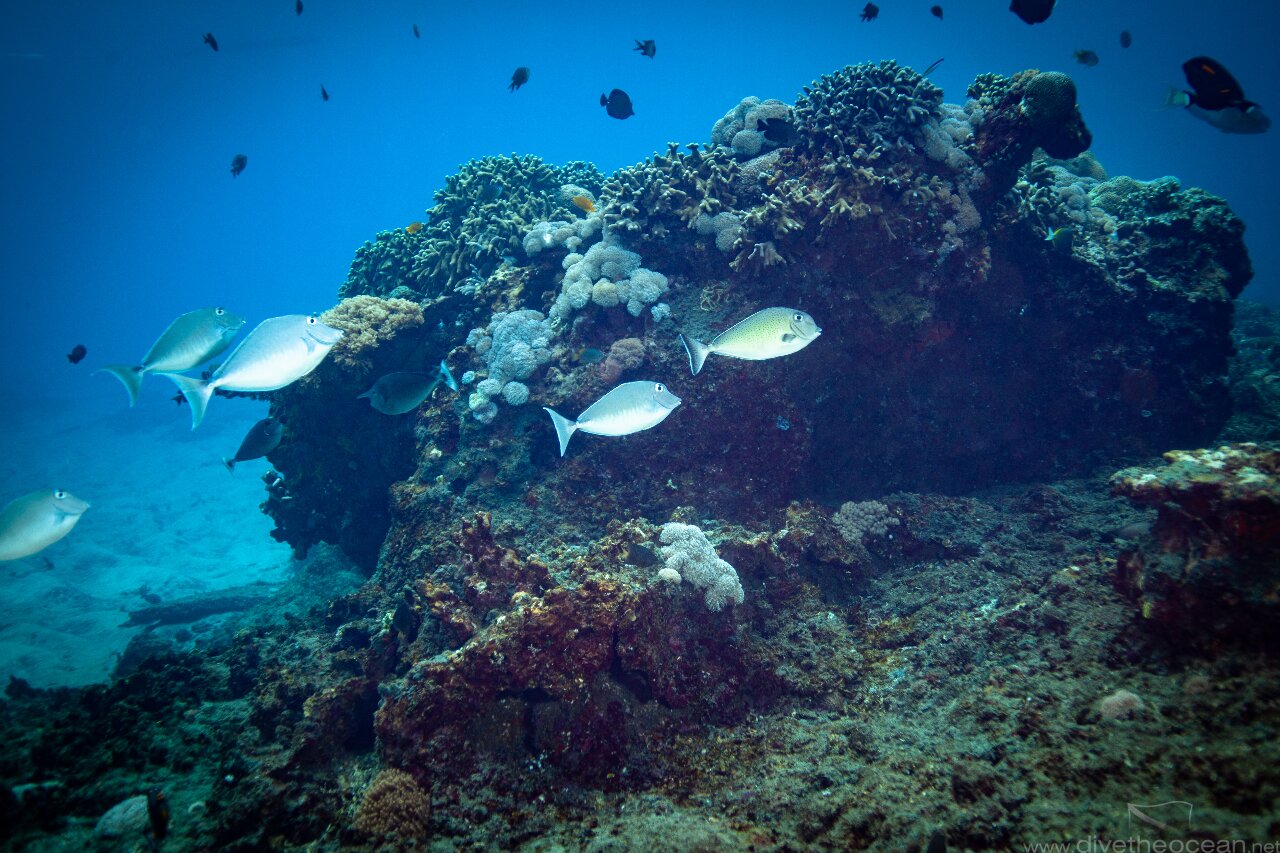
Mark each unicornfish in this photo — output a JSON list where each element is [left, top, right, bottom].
[[679, 307, 822, 376], [358, 361, 458, 415], [224, 417, 284, 472], [163, 314, 344, 429], [97, 307, 245, 406], [543, 380, 681, 457], [0, 489, 90, 561]]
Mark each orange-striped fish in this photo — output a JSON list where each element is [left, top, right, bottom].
[[405, 221, 423, 234], [571, 195, 595, 214]]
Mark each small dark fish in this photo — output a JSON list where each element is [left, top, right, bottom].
[[756, 117, 799, 146], [1009, 0, 1054, 25], [321, 84, 329, 101], [577, 347, 605, 365], [922, 57, 944, 76], [224, 417, 284, 472], [1074, 50, 1100, 67], [860, 2, 879, 22], [931, 5, 943, 19], [66, 344, 87, 364], [146, 787, 170, 842], [172, 392, 186, 406], [509, 66, 530, 92], [295, 0, 303, 15], [1120, 30, 1132, 48], [203, 32, 219, 52], [600, 88, 634, 119], [412, 23, 420, 39], [633, 39, 656, 58], [230, 153, 247, 177]]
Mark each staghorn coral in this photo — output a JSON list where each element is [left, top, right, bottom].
[[340, 227, 429, 301], [320, 296, 425, 370], [600, 142, 740, 240], [352, 768, 431, 843]]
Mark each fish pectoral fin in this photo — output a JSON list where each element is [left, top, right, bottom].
[[781, 333, 797, 343], [302, 337, 317, 353]]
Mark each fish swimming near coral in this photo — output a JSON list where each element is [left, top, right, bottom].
[[543, 381, 681, 457], [405, 221, 423, 234], [600, 88, 634, 119], [1120, 30, 1132, 48], [509, 66, 530, 92], [203, 32, 219, 52], [1074, 50, 1100, 67], [358, 361, 458, 415], [321, 84, 329, 101], [931, 5, 943, 19], [224, 417, 283, 472], [1009, 0, 1054, 25], [922, 58, 945, 77], [1165, 56, 1271, 134], [230, 153, 248, 177], [633, 39, 656, 58], [0, 489, 90, 562], [163, 314, 344, 429], [756, 117, 799, 146], [679, 307, 822, 376], [1045, 226, 1074, 252], [571, 195, 596, 214], [97, 307, 245, 407], [66, 344, 87, 364], [859, 3, 879, 22]]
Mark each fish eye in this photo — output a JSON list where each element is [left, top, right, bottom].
[[307, 316, 317, 324], [794, 312, 804, 322], [655, 383, 666, 393], [215, 307, 225, 315], [53, 490, 66, 499]]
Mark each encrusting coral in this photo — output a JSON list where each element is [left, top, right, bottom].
[[319, 295, 425, 371]]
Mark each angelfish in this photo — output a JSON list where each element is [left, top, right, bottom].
[[0, 489, 90, 561], [358, 361, 458, 415], [163, 314, 344, 429], [97, 307, 245, 406], [543, 381, 681, 456], [679, 307, 822, 376]]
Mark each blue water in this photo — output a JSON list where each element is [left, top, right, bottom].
[[0, 1, 1276, 686]]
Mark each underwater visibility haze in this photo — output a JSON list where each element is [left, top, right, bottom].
[[1, 0, 1279, 849]]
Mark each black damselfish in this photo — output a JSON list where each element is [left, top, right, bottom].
[[601, 89, 634, 119]]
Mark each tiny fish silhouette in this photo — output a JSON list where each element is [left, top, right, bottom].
[[412, 23, 420, 38], [203, 33, 219, 52], [600, 88, 634, 119], [295, 0, 303, 14], [1073, 49, 1099, 67], [509, 66, 530, 92], [931, 5, 943, 20], [230, 153, 247, 177], [633, 39, 655, 58], [321, 84, 329, 101], [66, 344, 87, 364], [1010, 0, 1055, 25], [1120, 30, 1132, 48], [860, 2, 879, 21]]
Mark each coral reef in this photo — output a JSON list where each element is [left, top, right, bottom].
[[1112, 443, 1280, 643]]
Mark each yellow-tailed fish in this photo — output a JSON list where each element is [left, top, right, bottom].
[[163, 315, 343, 429], [543, 381, 681, 456], [679, 307, 822, 376], [0, 489, 90, 561], [97, 307, 245, 406]]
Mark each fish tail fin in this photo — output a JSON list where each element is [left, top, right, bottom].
[[439, 360, 459, 391], [95, 364, 145, 407], [542, 407, 577, 457], [223, 457, 236, 473], [160, 373, 214, 429], [679, 334, 712, 376], [1161, 85, 1191, 110]]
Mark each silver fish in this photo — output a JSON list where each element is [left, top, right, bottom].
[[0, 489, 90, 561], [358, 361, 458, 415], [163, 314, 343, 429], [680, 307, 822, 375], [97, 307, 245, 406], [224, 417, 284, 472], [543, 380, 681, 456]]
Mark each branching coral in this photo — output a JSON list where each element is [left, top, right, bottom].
[[794, 60, 943, 155], [600, 143, 740, 238], [320, 296, 425, 370], [352, 768, 431, 843]]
